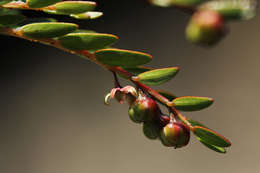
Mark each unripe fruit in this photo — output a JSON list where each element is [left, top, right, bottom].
[[128, 93, 160, 123], [142, 114, 169, 139], [143, 122, 160, 140], [186, 10, 226, 45], [160, 122, 190, 148], [128, 107, 142, 123]]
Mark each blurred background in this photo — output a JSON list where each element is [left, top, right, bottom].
[[0, 0, 259, 173]]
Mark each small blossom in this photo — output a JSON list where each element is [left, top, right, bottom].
[[104, 86, 138, 105]]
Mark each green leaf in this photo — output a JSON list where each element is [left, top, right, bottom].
[[199, 0, 257, 20], [27, 0, 62, 8], [51, 1, 96, 14], [59, 33, 118, 51], [70, 11, 103, 20], [197, 137, 226, 154], [156, 90, 177, 101], [0, 9, 26, 27], [193, 126, 231, 147], [149, 0, 173, 7], [19, 22, 78, 38], [0, 0, 13, 5], [72, 29, 96, 34], [42, 9, 64, 15], [189, 119, 230, 152], [95, 49, 152, 67], [173, 96, 213, 111], [135, 67, 179, 86]]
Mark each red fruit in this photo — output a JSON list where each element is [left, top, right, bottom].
[[128, 92, 160, 123], [160, 122, 190, 148], [186, 10, 226, 45], [195, 10, 223, 30]]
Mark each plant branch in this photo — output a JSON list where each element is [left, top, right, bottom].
[[0, 27, 192, 128], [1, 1, 195, 15], [112, 71, 122, 88]]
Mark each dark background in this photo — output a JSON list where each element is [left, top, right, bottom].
[[0, 1, 260, 173]]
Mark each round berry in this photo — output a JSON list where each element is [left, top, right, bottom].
[[143, 122, 160, 140], [160, 122, 190, 148], [186, 10, 226, 45], [128, 93, 160, 123]]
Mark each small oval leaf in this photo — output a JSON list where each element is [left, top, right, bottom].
[[27, 0, 62, 8], [42, 9, 64, 15], [173, 96, 213, 111], [95, 49, 152, 67], [197, 137, 227, 154], [19, 22, 78, 38], [149, 0, 173, 7], [59, 33, 118, 51], [51, 1, 96, 14], [72, 29, 96, 34], [70, 11, 103, 20], [0, 9, 26, 27], [135, 67, 179, 86], [193, 126, 231, 147]]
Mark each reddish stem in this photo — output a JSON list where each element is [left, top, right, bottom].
[[112, 71, 122, 88], [0, 27, 192, 128]]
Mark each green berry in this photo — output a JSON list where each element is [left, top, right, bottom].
[[160, 122, 190, 148], [128, 107, 142, 123], [186, 10, 226, 45], [143, 122, 160, 140], [128, 93, 160, 123]]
